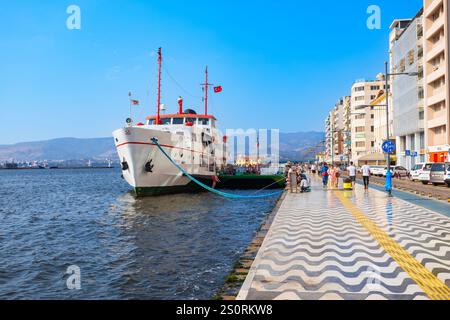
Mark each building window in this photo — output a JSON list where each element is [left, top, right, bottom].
[[399, 58, 406, 72], [370, 85, 380, 91], [408, 50, 415, 65], [418, 87, 424, 100], [419, 111, 424, 120], [355, 126, 365, 133], [354, 96, 365, 101], [356, 142, 365, 148], [371, 126, 374, 132], [371, 141, 375, 147]]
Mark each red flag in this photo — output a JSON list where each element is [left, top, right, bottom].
[[131, 99, 140, 105], [213, 86, 222, 93]]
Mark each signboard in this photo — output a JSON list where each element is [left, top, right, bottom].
[[405, 150, 411, 156], [382, 141, 395, 154], [413, 151, 418, 158]]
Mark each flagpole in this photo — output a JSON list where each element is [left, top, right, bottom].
[[128, 91, 132, 121]]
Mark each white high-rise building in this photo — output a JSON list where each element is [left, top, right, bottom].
[[390, 10, 426, 170]]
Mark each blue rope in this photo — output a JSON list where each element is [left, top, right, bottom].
[[151, 138, 283, 199]]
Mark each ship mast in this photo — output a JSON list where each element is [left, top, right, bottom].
[[201, 66, 211, 115], [156, 47, 162, 124]]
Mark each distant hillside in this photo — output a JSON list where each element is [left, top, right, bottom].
[[279, 132, 325, 161], [0, 137, 116, 161], [0, 132, 324, 162]]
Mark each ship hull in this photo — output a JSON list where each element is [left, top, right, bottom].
[[113, 125, 221, 196]]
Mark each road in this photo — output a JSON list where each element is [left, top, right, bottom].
[[368, 175, 450, 201]]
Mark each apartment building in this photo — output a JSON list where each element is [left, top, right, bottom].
[[342, 96, 352, 163], [390, 10, 426, 170], [325, 112, 332, 162], [350, 77, 386, 162], [423, 0, 450, 162], [324, 99, 347, 164]]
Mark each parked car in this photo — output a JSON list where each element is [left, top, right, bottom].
[[370, 165, 385, 177], [410, 162, 427, 181], [418, 163, 433, 185], [382, 166, 409, 178], [445, 163, 450, 187], [430, 162, 448, 186]]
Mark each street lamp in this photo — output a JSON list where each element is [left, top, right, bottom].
[[355, 62, 418, 196]]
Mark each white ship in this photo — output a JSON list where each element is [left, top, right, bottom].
[[113, 48, 227, 196]]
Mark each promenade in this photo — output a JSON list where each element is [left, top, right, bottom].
[[237, 178, 450, 300]]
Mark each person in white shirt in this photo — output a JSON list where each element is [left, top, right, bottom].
[[347, 162, 357, 186], [361, 161, 371, 190]]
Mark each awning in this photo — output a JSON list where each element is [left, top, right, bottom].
[[357, 153, 386, 162]]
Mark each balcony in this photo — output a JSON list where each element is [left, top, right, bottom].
[[425, 0, 443, 19], [427, 116, 446, 129], [427, 64, 445, 84], [425, 15, 445, 40], [426, 87, 446, 106], [426, 38, 445, 62]]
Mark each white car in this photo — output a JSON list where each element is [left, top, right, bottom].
[[445, 163, 450, 187], [418, 163, 433, 185], [382, 166, 409, 178], [370, 165, 385, 177], [410, 163, 426, 181]]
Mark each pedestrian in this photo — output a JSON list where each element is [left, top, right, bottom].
[[347, 161, 357, 187], [329, 164, 337, 189], [361, 161, 371, 189], [311, 163, 317, 174], [334, 165, 341, 188], [288, 166, 298, 193], [321, 162, 329, 188]]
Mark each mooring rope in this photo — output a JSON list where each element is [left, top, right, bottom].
[[151, 138, 283, 199]]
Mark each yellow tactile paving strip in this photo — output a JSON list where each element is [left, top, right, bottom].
[[334, 191, 450, 300]]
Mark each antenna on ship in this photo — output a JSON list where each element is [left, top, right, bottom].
[[156, 47, 162, 124], [201, 66, 212, 115]]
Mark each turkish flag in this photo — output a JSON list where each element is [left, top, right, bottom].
[[213, 86, 222, 93], [131, 100, 140, 105]]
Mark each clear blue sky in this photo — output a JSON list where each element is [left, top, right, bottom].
[[0, 0, 423, 144]]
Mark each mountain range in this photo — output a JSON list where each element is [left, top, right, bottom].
[[0, 132, 325, 162]]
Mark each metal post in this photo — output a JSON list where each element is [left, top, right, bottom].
[[385, 61, 392, 196], [156, 47, 162, 125], [204, 66, 209, 115]]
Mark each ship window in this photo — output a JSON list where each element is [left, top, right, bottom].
[[161, 118, 171, 125], [198, 118, 209, 125], [148, 119, 155, 125], [173, 118, 184, 124]]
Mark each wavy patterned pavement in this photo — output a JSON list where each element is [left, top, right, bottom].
[[237, 178, 450, 300]]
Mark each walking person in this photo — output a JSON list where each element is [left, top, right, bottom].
[[329, 164, 337, 189], [334, 165, 341, 188], [361, 161, 371, 190], [321, 162, 329, 188], [347, 161, 357, 187]]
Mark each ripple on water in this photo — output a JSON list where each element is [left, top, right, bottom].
[[0, 169, 279, 299]]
